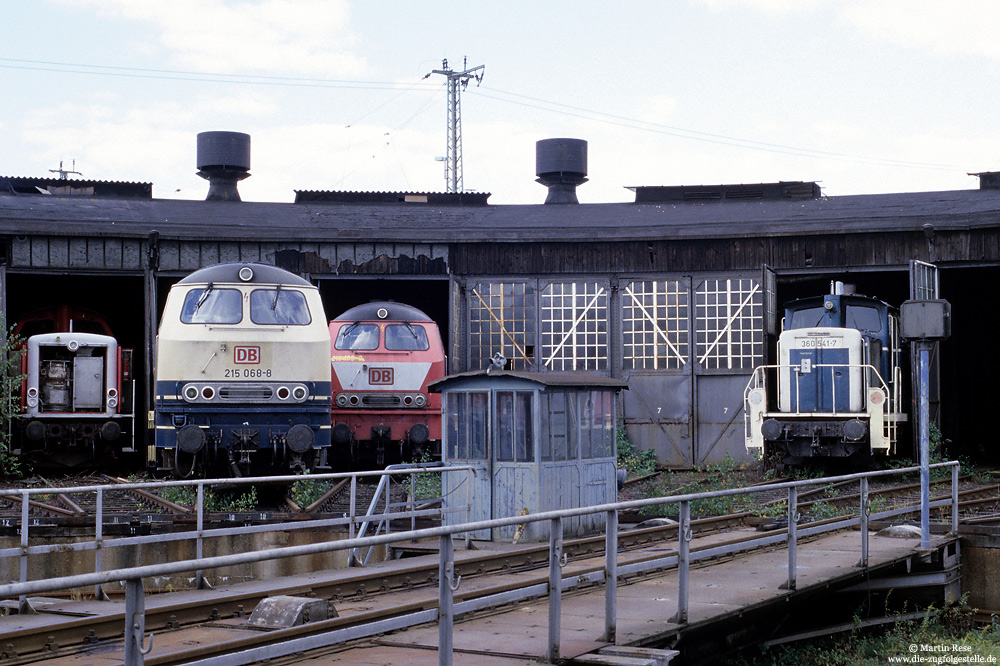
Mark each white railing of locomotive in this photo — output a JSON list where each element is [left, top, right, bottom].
[[744, 360, 903, 456], [23, 333, 123, 418]]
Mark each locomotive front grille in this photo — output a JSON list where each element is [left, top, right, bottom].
[[219, 385, 274, 401], [362, 395, 401, 407]]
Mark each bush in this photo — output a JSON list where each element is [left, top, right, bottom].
[[0, 320, 26, 478], [617, 427, 658, 479]]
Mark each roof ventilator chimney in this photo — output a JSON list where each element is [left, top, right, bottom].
[[197, 131, 251, 201], [536, 138, 587, 204]]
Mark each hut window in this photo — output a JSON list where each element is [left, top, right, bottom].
[[541, 391, 577, 462], [578, 390, 615, 459], [445, 391, 488, 460], [622, 280, 689, 370], [695, 278, 763, 370], [469, 282, 536, 370], [496, 390, 534, 462], [541, 281, 608, 372]]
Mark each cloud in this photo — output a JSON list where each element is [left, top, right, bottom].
[[840, 1, 1000, 61], [67, 0, 366, 76]]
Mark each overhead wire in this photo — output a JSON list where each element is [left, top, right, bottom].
[[0, 56, 964, 172]]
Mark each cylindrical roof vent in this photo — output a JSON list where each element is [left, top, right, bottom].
[[197, 131, 251, 201], [536, 138, 588, 204]]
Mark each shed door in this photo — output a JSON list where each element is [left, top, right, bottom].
[[442, 391, 492, 539]]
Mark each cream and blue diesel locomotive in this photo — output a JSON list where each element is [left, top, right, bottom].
[[744, 286, 906, 462], [153, 263, 332, 476]]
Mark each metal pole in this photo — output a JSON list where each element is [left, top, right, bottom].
[[19, 491, 28, 606], [196, 483, 205, 588], [951, 463, 959, 534], [349, 475, 357, 539], [919, 345, 931, 549], [787, 486, 797, 591], [547, 516, 563, 663], [676, 500, 690, 623], [859, 477, 869, 568], [438, 534, 455, 666], [604, 509, 618, 642], [95, 489, 104, 599], [410, 472, 417, 533], [124, 577, 150, 666]]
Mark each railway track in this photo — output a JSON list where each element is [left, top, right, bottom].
[[4, 474, 995, 665]]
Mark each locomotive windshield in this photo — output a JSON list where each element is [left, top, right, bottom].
[[181, 288, 242, 324], [385, 324, 429, 351], [249, 289, 311, 326], [787, 306, 826, 329], [844, 305, 883, 333], [335, 323, 379, 350]]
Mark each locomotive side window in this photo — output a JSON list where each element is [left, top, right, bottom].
[[180, 288, 242, 324], [335, 324, 380, 350], [249, 289, 311, 326], [787, 306, 826, 329], [845, 305, 883, 333], [385, 324, 429, 351]]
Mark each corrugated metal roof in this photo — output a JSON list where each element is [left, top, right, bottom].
[[1, 186, 999, 243]]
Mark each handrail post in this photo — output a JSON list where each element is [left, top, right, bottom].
[[951, 463, 959, 534], [124, 577, 152, 666], [604, 509, 618, 642], [786, 486, 797, 591], [95, 489, 104, 599], [858, 476, 869, 568], [19, 491, 29, 608], [547, 516, 563, 663], [438, 533, 455, 666], [195, 483, 205, 588], [410, 471, 417, 533], [674, 500, 690, 624]]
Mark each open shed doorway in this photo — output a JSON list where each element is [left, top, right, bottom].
[[317, 277, 451, 351]]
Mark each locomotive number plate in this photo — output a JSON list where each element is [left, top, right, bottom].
[[798, 338, 839, 348]]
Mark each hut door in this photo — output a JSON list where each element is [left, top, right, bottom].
[[442, 390, 492, 539], [492, 390, 537, 541]]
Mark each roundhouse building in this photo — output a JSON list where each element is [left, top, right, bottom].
[[2, 136, 999, 467]]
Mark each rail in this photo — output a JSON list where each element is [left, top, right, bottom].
[[0, 464, 475, 601], [0, 461, 960, 666]]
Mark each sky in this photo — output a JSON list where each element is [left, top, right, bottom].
[[2, 0, 1000, 205]]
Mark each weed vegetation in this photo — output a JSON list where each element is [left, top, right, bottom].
[[723, 601, 1000, 665]]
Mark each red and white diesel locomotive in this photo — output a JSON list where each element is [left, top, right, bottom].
[[13, 305, 135, 467], [329, 302, 445, 466]]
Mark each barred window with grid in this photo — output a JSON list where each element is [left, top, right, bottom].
[[468, 282, 536, 370], [695, 278, 763, 370], [541, 282, 608, 372], [622, 280, 689, 370]]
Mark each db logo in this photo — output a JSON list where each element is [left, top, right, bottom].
[[234, 346, 260, 364], [369, 368, 394, 385]]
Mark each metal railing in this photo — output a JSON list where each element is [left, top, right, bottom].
[[0, 462, 960, 666], [0, 464, 475, 601]]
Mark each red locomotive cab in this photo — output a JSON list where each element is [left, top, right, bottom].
[[329, 302, 445, 467]]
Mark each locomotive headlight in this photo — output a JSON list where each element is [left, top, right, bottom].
[[869, 389, 885, 406], [107, 395, 118, 409], [27, 396, 38, 408], [336, 393, 349, 407], [67, 339, 79, 352], [414, 393, 427, 408], [201, 386, 215, 400], [183, 385, 200, 402], [27, 387, 38, 398], [277, 386, 290, 401], [292, 386, 308, 402], [748, 389, 764, 406]]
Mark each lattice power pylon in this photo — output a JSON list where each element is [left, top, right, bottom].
[[426, 57, 484, 193]]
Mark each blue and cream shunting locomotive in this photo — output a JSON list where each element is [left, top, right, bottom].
[[153, 263, 332, 476], [745, 285, 907, 461]]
